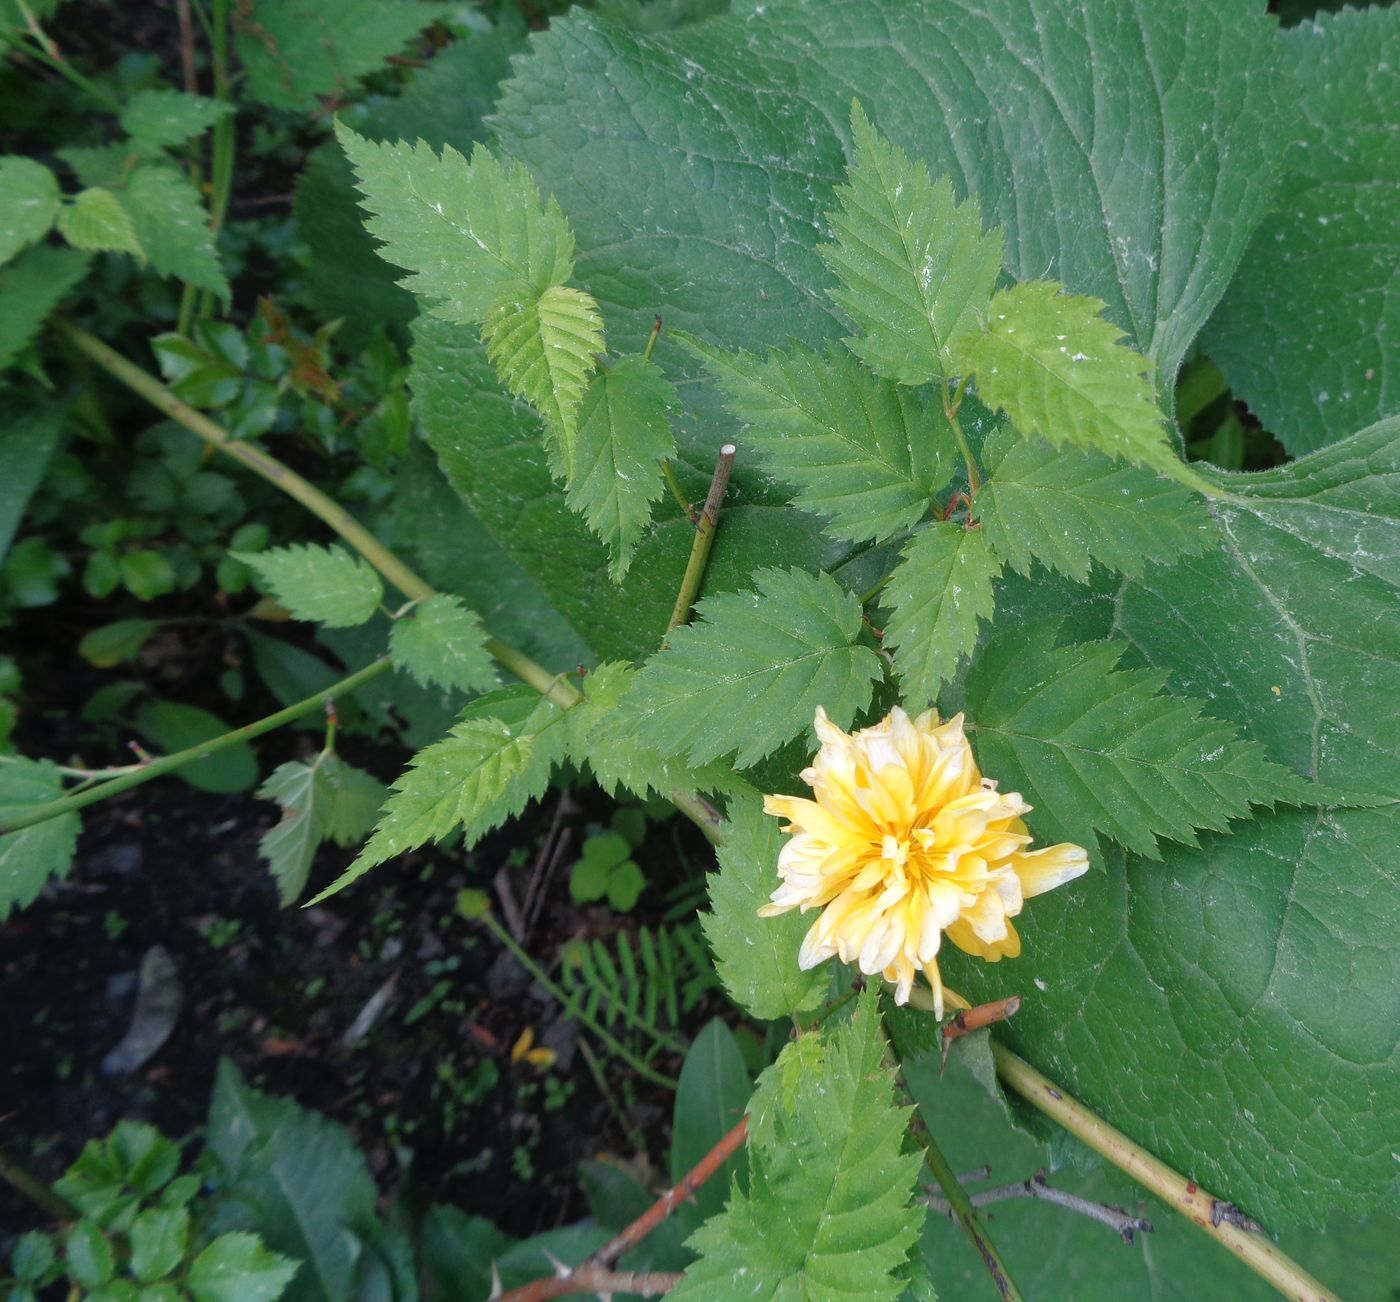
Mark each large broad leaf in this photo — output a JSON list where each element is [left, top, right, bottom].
[[1118, 418, 1400, 803], [1203, 7, 1400, 454], [606, 566, 882, 768], [956, 417, 1400, 1227], [495, 0, 1283, 387], [904, 1047, 1393, 1300], [669, 993, 920, 1301], [947, 812, 1400, 1230], [412, 320, 843, 662]]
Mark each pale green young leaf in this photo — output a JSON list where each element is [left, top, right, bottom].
[[0, 156, 60, 264], [818, 102, 1003, 386], [337, 123, 575, 324], [123, 165, 228, 299], [670, 993, 920, 1302], [234, 543, 383, 628], [256, 761, 323, 906], [683, 334, 953, 544], [960, 620, 1318, 859], [882, 522, 1000, 709], [256, 756, 387, 905], [120, 90, 233, 153], [186, 1232, 298, 1302], [976, 425, 1213, 582], [235, 0, 441, 111], [0, 757, 79, 920], [957, 280, 1178, 475], [0, 246, 88, 370], [606, 568, 882, 769], [389, 593, 497, 694], [565, 356, 677, 581], [57, 187, 144, 259], [563, 662, 738, 800], [482, 283, 605, 475], [701, 790, 826, 1021], [308, 694, 567, 902]]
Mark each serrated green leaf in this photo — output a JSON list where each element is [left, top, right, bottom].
[[1204, 8, 1400, 454], [187, 1232, 297, 1302], [120, 90, 232, 152], [0, 757, 79, 920], [670, 993, 920, 1301], [819, 101, 1003, 386], [976, 425, 1213, 582], [66, 1222, 114, 1288], [389, 593, 497, 694], [256, 761, 323, 906], [235, 543, 383, 628], [308, 699, 567, 902], [959, 619, 1317, 859], [57, 187, 144, 259], [608, 568, 882, 769], [0, 156, 60, 265], [123, 165, 228, 299], [701, 790, 826, 1021], [337, 123, 575, 324], [482, 283, 604, 474], [564, 356, 677, 581], [235, 0, 441, 111], [957, 281, 1178, 476], [0, 245, 87, 370], [562, 661, 736, 800], [0, 399, 66, 564], [412, 320, 844, 663], [684, 335, 953, 544], [882, 522, 1000, 709], [129, 1206, 188, 1282], [317, 756, 387, 848]]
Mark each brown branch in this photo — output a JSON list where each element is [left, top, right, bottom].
[[497, 1116, 749, 1302], [496, 1267, 681, 1301], [923, 1169, 1154, 1245], [941, 995, 1021, 1075]]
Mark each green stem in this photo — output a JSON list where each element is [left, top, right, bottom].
[[15, 37, 122, 112], [660, 460, 692, 521], [200, 0, 234, 318], [0, 1143, 77, 1223], [666, 443, 735, 635], [56, 321, 436, 605], [991, 1044, 1340, 1302], [0, 659, 392, 834], [911, 1097, 1025, 1302], [480, 912, 678, 1090]]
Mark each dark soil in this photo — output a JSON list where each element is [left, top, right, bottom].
[[0, 618, 720, 1241]]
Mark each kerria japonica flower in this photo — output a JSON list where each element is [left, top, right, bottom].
[[760, 706, 1089, 1017]]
